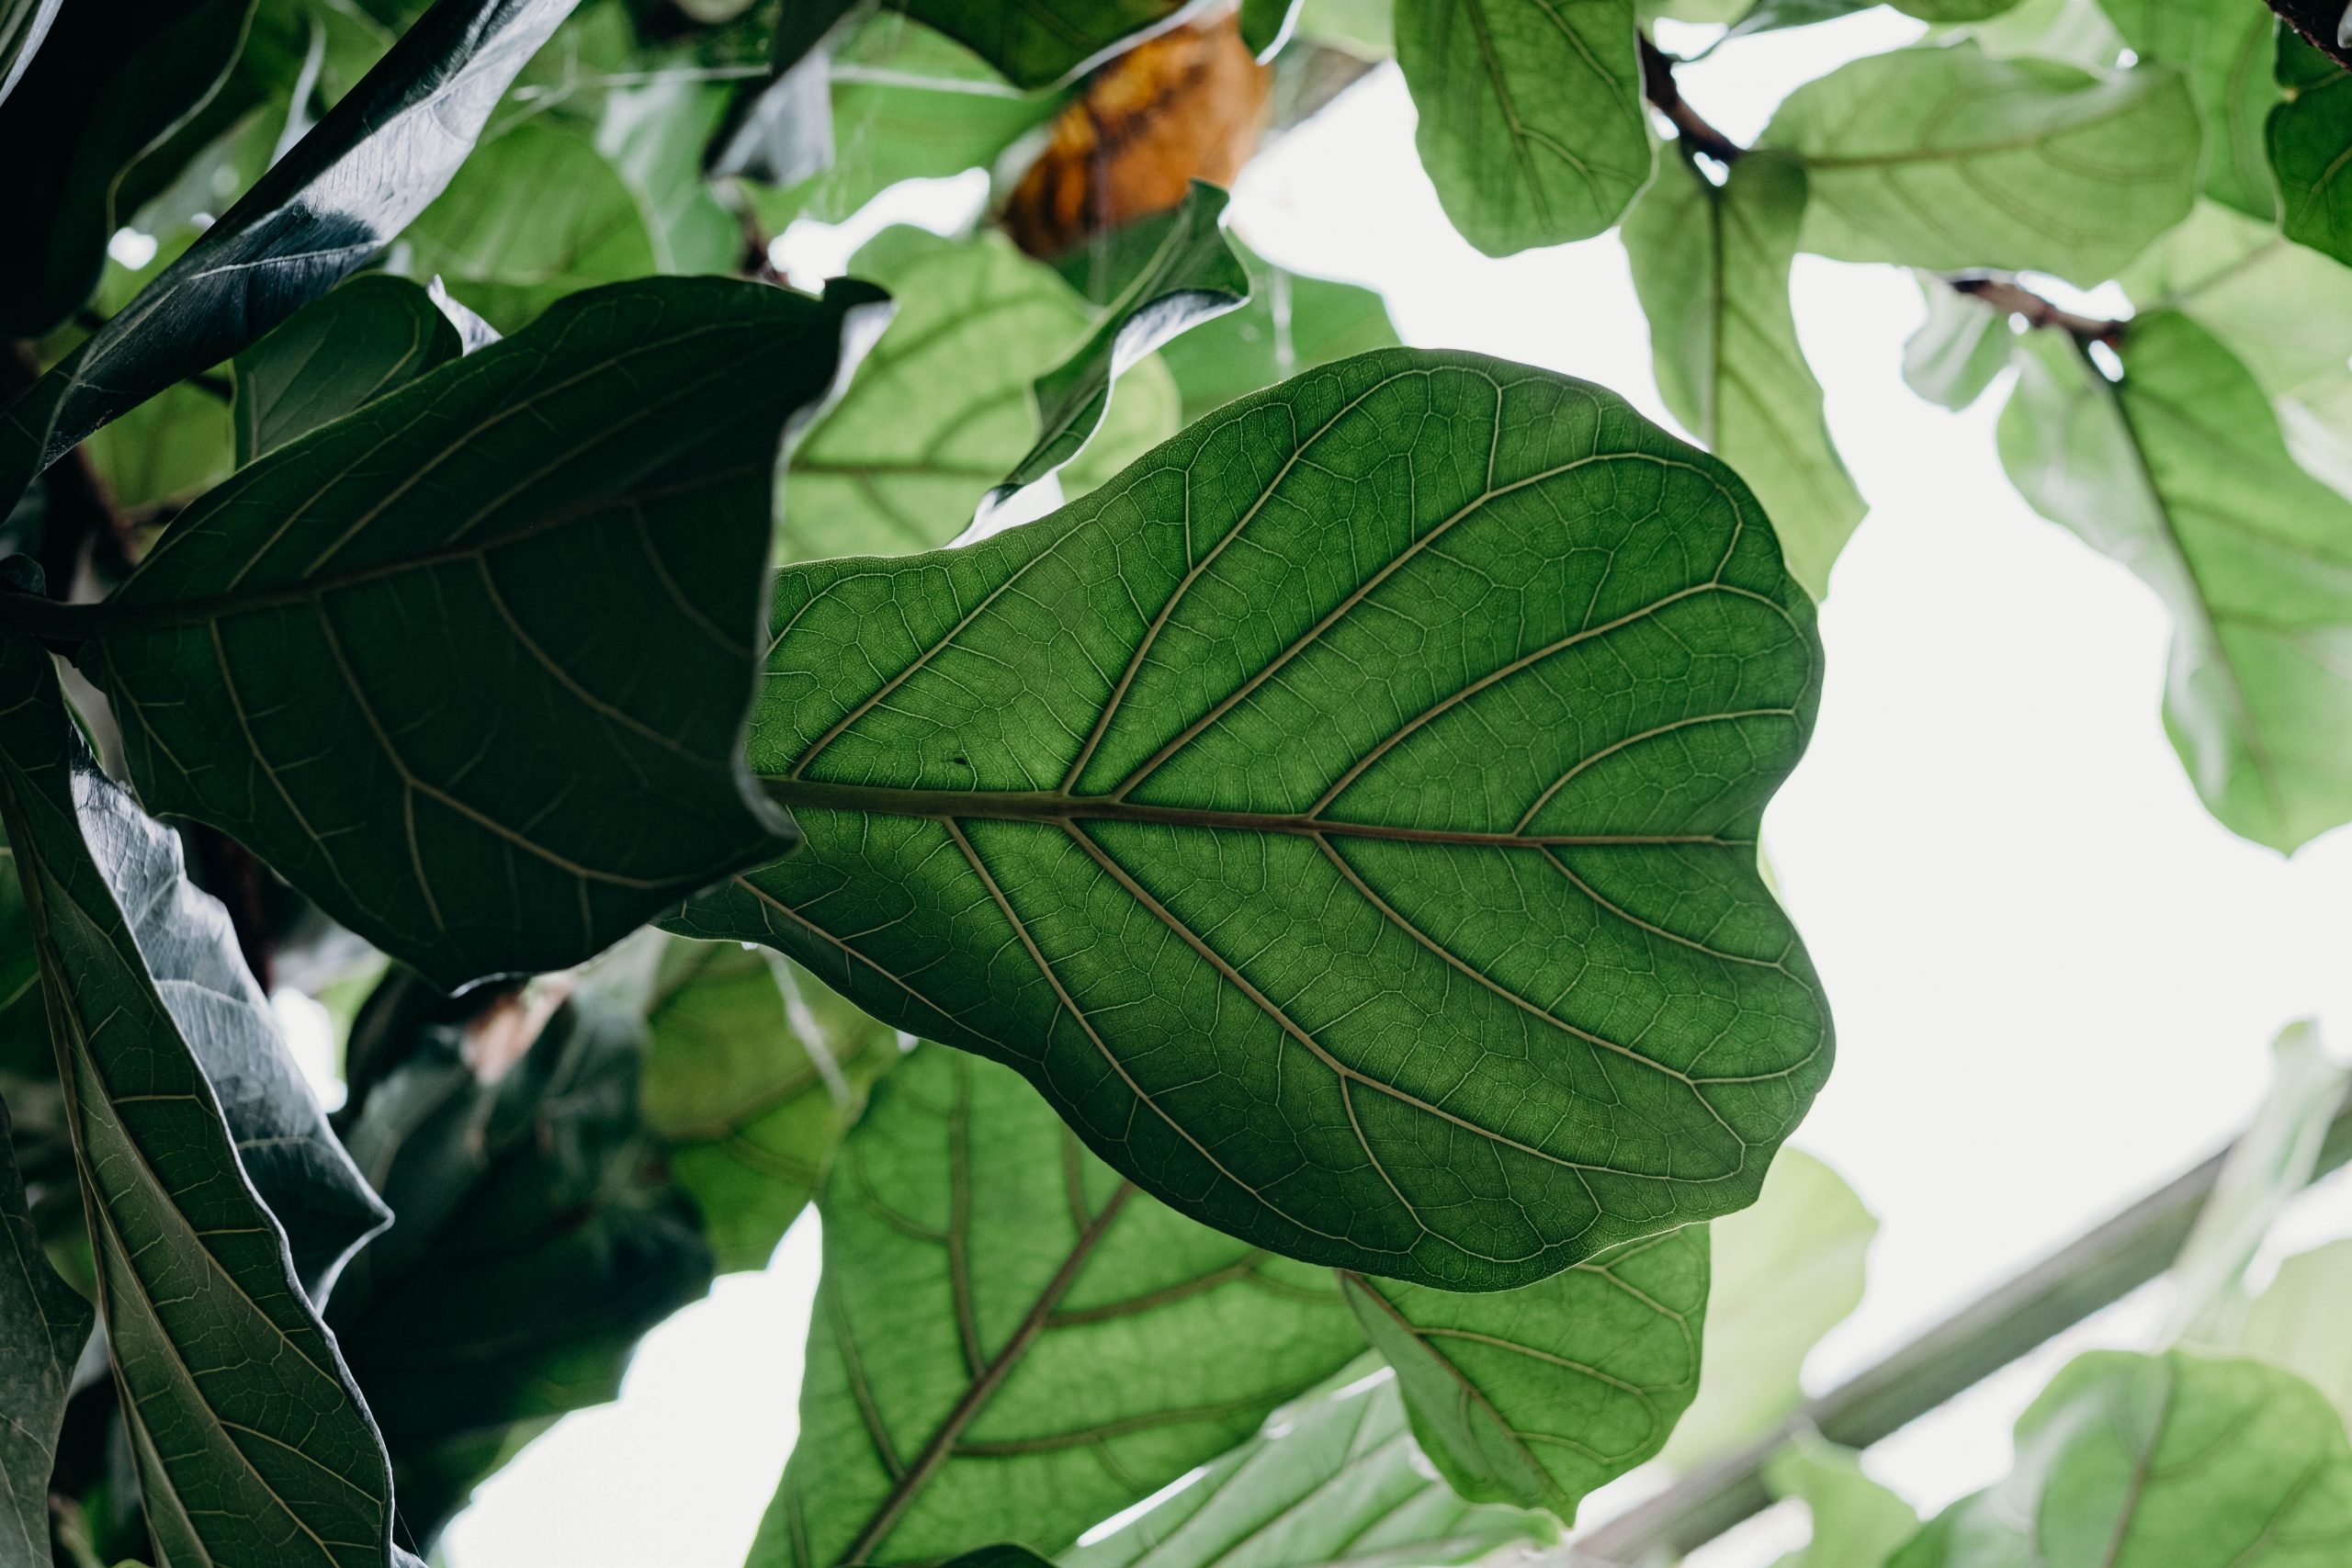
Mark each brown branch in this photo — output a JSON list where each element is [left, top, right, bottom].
[[1638, 34, 1746, 164], [1944, 275, 2127, 345]]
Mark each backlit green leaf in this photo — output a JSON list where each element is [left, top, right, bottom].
[[2237, 1239, 2352, 1428], [669, 346, 1831, 1289], [1902, 279, 2017, 412], [2269, 30, 2352, 265], [73, 276, 886, 988], [1065, 1368, 1555, 1568], [1158, 247, 1400, 423], [894, 0, 1187, 87], [1948, 0, 2123, 71], [232, 274, 464, 466], [1765, 1437, 1918, 1568], [1624, 149, 1865, 600], [757, 1046, 1363, 1568], [1395, 0, 1649, 256], [1892, 1350, 2352, 1567], [0, 633, 400, 1568], [1996, 312, 2352, 852], [2097, 0, 2279, 217], [1340, 1226, 1705, 1518], [1763, 42, 2198, 285], [0, 1088, 89, 1565]]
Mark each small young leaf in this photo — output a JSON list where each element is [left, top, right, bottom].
[[2269, 29, 2352, 265], [77, 276, 888, 989], [1394, 0, 1649, 255], [1623, 149, 1867, 600], [1996, 312, 2352, 852], [1341, 1227, 1706, 1519], [670, 346, 1830, 1290], [1901, 279, 2016, 412], [1764, 1437, 1917, 1568], [1065, 1369, 1555, 1568], [232, 274, 464, 465], [0, 1089, 90, 1566], [759, 1046, 1364, 1568], [2098, 0, 2280, 219], [1763, 42, 2199, 285], [0, 633, 401, 1567]]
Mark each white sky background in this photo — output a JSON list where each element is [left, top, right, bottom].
[[440, 12, 2352, 1565]]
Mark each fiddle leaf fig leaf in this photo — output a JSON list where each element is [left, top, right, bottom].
[[757, 1046, 1365, 1568], [1393, 0, 1650, 255], [985, 180, 1250, 520], [783, 231, 1174, 561], [1892, 1350, 2352, 1567], [1902, 279, 2017, 412], [1158, 247, 1399, 423], [2097, 0, 2280, 219], [74, 276, 888, 989], [1763, 41, 2199, 285], [1623, 149, 1866, 600], [2236, 1238, 2352, 1427], [232, 273, 464, 465], [2269, 30, 2352, 266], [0, 633, 401, 1568], [1764, 1437, 1917, 1568], [0, 0, 580, 508], [1996, 311, 2352, 852], [0, 1089, 90, 1566], [668, 346, 1831, 1290], [1340, 1226, 1706, 1519], [1065, 1368, 1557, 1568], [891, 0, 1189, 88]]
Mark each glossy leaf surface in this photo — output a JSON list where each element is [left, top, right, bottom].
[[0, 634, 399, 1568], [1623, 150, 1864, 600], [1342, 1226, 1705, 1518], [672, 346, 1831, 1290], [1764, 42, 2198, 284], [83, 277, 886, 987], [756, 1046, 1363, 1567], [232, 273, 464, 465], [895, 0, 1190, 87], [1394, 0, 1649, 255], [0, 0, 57, 106], [0, 1089, 89, 1566], [1997, 312, 2352, 852], [2269, 31, 2352, 265]]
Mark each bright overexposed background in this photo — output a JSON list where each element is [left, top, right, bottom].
[[435, 12, 2352, 1565]]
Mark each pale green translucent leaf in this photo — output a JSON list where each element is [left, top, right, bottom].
[[1764, 42, 2198, 285], [1158, 249, 1399, 423], [2097, 0, 2279, 217], [1394, 0, 1651, 256], [1340, 1226, 1705, 1519], [1996, 313, 2352, 852], [1767, 1437, 1918, 1568], [1662, 1149, 1873, 1467], [668, 346, 1831, 1290], [1623, 149, 1866, 599], [1948, 0, 2123, 70], [2238, 1240, 2352, 1429], [1893, 1350, 2352, 1566], [2119, 199, 2352, 400], [1902, 278, 2018, 412]]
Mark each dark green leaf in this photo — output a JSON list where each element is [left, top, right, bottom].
[[1394, 0, 1649, 255], [232, 275, 464, 466], [759, 1045, 1363, 1568], [0, 633, 400, 1568], [782, 232, 1173, 560], [1892, 0, 2020, 17], [1763, 42, 2199, 285], [1892, 1350, 2352, 1567], [0, 1088, 90, 1565], [1242, 0, 1304, 60], [1623, 149, 1866, 600], [0, 0, 251, 340], [892, 0, 1186, 89], [1065, 1368, 1555, 1568], [0, 0, 578, 508], [707, 0, 857, 186], [330, 987, 712, 1550], [73, 276, 887, 989], [0, 0, 57, 106], [1341, 1225, 1706, 1518], [986, 180, 1250, 517], [1901, 279, 2017, 412], [669, 346, 1831, 1289], [1157, 246, 1399, 423], [1997, 311, 2352, 852], [2098, 0, 2279, 218], [943, 1549, 1053, 1568], [2270, 29, 2352, 265], [632, 936, 897, 1273]]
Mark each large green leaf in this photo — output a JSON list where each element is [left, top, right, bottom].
[[0, 633, 402, 1568], [1892, 1350, 2352, 1566], [0, 0, 579, 507], [232, 274, 464, 466], [782, 232, 1173, 561], [2269, 30, 2352, 266], [1393, 0, 1650, 256], [1765, 1438, 1918, 1568], [59, 276, 886, 988], [1951, 0, 2124, 71], [1158, 248, 1399, 423], [1762, 42, 2199, 285], [0, 1088, 90, 1565], [2097, 0, 2278, 218], [329, 987, 712, 1550], [632, 935, 898, 1273], [757, 1045, 1364, 1568], [1996, 311, 2352, 852], [1341, 1226, 1705, 1517], [2120, 201, 2352, 404], [1660, 1148, 1872, 1467], [892, 0, 1186, 88], [1623, 149, 1864, 601], [669, 346, 1831, 1289], [1065, 1368, 1555, 1568]]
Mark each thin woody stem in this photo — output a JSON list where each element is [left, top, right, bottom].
[[1946, 275, 2127, 345], [1638, 34, 1746, 164]]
